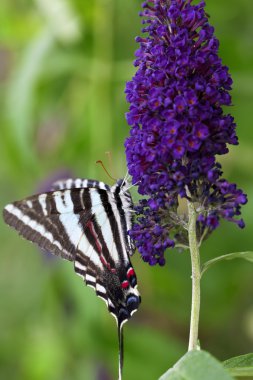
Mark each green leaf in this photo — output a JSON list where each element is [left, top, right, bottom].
[[223, 353, 253, 377], [201, 252, 253, 276], [159, 350, 234, 380]]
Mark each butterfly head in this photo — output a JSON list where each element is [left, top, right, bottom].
[[117, 177, 140, 195], [112, 178, 129, 193]]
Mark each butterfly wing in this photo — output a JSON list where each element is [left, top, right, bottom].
[[3, 191, 79, 261], [52, 177, 136, 255], [51, 178, 110, 191], [3, 186, 140, 324], [3, 183, 140, 380]]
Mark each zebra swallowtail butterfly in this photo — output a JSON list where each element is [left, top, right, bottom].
[[3, 177, 141, 380]]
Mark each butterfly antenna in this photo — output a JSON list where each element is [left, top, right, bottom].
[[96, 160, 116, 181], [118, 323, 124, 380]]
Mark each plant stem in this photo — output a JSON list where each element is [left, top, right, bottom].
[[187, 198, 201, 351]]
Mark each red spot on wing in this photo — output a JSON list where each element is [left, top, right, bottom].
[[127, 268, 135, 278], [121, 280, 129, 289]]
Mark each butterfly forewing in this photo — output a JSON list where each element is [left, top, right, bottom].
[[3, 195, 75, 261], [52, 178, 110, 191]]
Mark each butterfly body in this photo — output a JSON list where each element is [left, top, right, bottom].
[[3, 177, 140, 380]]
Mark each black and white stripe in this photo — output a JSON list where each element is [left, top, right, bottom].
[[3, 177, 140, 380]]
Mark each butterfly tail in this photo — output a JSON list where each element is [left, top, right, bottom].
[[118, 322, 124, 380]]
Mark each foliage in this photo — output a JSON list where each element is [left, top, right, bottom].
[[160, 350, 234, 380], [223, 353, 253, 377]]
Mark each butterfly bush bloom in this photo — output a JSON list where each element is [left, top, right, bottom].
[[125, 0, 247, 266]]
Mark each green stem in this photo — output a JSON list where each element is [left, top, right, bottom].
[[187, 198, 201, 351]]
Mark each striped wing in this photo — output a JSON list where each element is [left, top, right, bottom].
[[52, 178, 110, 191], [52, 177, 135, 256], [3, 184, 140, 326]]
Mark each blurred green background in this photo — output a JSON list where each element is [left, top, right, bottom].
[[0, 0, 253, 379]]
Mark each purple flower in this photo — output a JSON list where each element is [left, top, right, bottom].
[[125, 0, 247, 265]]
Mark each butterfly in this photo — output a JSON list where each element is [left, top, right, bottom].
[[3, 177, 141, 380]]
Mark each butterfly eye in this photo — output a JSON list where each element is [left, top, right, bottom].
[[117, 178, 124, 188]]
